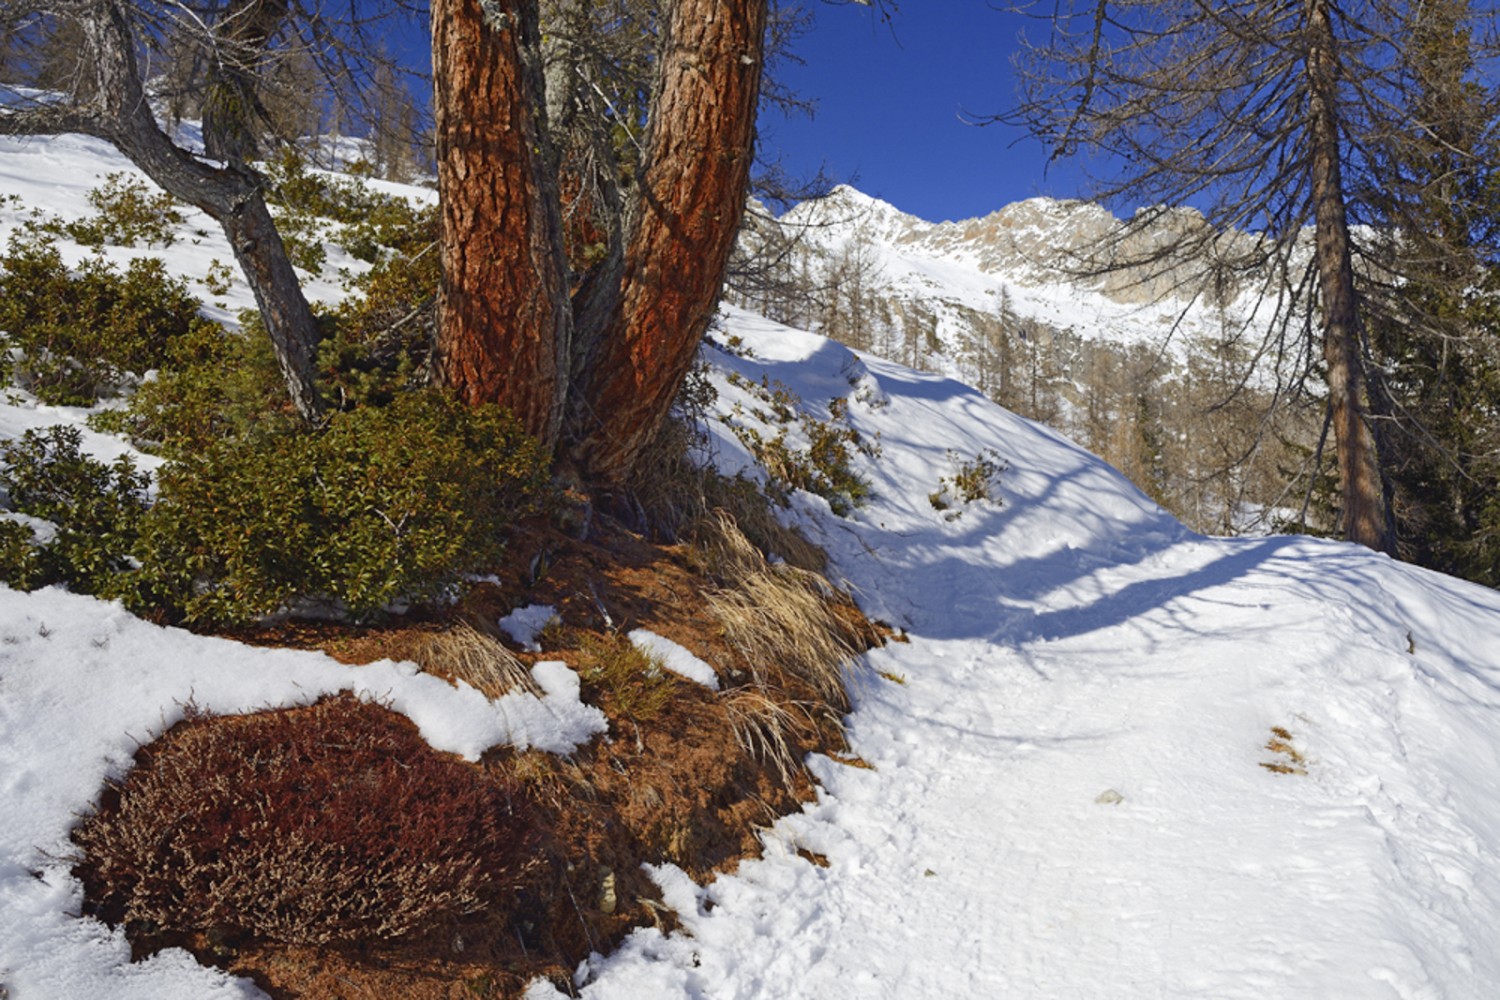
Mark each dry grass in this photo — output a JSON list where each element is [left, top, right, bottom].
[[722, 687, 817, 790], [630, 416, 826, 574], [577, 632, 680, 722], [1260, 725, 1308, 775], [700, 476, 827, 574], [408, 621, 540, 698], [698, 512, 861, 713]]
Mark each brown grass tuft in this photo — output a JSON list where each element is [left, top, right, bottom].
[[722, 687, 819, 790], [696, 512, 863, 713], [408, 620, 541, 698], [1260, 725, 1308, 775], [577, 632, 681, 722], [629, 416, 826, 574]]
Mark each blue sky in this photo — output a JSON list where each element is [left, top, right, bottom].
[[391, 2, 1090, 223], [758, 1, 1093, 222]]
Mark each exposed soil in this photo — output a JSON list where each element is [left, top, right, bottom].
[[75, 513, 883, 999]]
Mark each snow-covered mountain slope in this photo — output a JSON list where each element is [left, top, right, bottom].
[[770, 185, 1288, 370], [1, 135, 1498, 999]]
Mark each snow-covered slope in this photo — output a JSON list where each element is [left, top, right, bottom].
[[773, 185, 1288, 372], [2, 136, 1499, 999], [546, 310, 1500, 999]]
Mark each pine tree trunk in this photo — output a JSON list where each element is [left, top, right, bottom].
[[431, 0, 571, 446], [1304, 0, 1394, 553], [565, 0, 768, 487]]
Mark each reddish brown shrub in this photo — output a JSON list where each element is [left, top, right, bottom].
[[72, 695, 534, 947]]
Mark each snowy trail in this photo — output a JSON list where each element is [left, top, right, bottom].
[[559, 316, 1500, 999]]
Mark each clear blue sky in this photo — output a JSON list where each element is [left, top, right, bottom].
[[758, 1, 1091, 223], [393, 2, 1089, 223]]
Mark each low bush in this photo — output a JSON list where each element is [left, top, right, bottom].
[[133, 390, 553, 623], [0, 426, 149, 595], [0, 230, 215, 404], [265, 147, 437, 262], [65, 173, 186, 248], [319, 246, 440, 410], [929, 449, 1006, 517], [89, 318, 293, 458], [72, 695, 535, 947], [722, 378, 877, 517]]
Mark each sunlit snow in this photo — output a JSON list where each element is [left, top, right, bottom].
[[1, 135, 1498, 1000]]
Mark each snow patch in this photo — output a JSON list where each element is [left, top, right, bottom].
[[498, 604, 558, 652], [628, 630, 720, 690]]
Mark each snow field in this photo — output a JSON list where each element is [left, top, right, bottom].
[[0, 134, 1498, 998]]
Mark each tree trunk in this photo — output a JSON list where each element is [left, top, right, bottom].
[[431, 0, 571, 446], [565, 0, 768, 487], [67, 0, 324, 423], [1303, 0, 1394, 553]]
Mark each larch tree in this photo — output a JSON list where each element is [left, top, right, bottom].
[[1001, 0, 1497, 554], [0, 0, 325, 421], [3, 0, 879, 500], [1361, 0, 1500, 581], [430, 0, 771, 489]]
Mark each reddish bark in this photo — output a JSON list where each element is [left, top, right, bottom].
[[431, 0, 570, 445], [565, 0, 768, 487], [1304, 0, 1394, 553]]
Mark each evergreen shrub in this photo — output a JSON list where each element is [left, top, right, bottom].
[[66, 173, 186, 248], [0, 426, 149, 595], [0, 231, 214, 404], [319, 246, 441, 409], [89, 317, 292, 458], [134, 390, 552, 623]]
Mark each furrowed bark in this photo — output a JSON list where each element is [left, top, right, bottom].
[[566, 0, 768, 487], [431, 0, 571, 446], [1304, 0, 1394, 553]]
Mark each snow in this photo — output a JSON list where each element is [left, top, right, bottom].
[[628, 630, 720, 690], [499, 603, 559, 653], [2, 133, 1500, 998]]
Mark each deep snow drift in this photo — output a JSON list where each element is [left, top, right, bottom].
[[2, 136, 1500, 998]]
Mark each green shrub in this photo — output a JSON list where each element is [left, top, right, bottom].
[[721, 376, 876, 517], [0, 426, 150, 595], [201, 258, 235, 297], [133, 390, 553, 624], [73, 695, 535, 947], [64, 173, 186, 248], [319, 246, 440, 409], [929, 449, 1006, 518], [269, 211, 329, 275], [0, 230, 215, 404], [0, 519, 50, 591], [265, 147, 437, 262], [89, 318, 293, 458]]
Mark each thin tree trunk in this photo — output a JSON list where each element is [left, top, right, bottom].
[[431, 0, 571, 446], [565, 0, 768, 487], [66, 0, 324, 422], [1304, 0, 1393, 553], [541, 0, 627, 388]]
